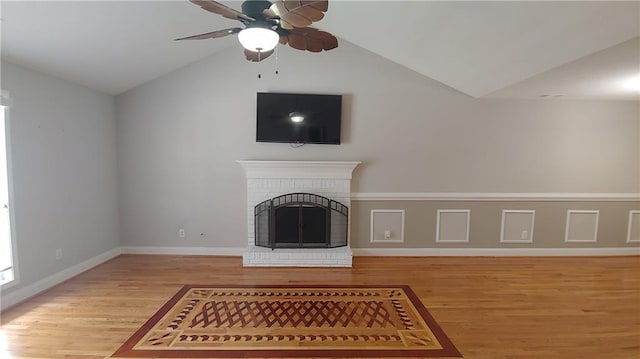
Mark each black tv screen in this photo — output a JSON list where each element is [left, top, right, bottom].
[[256, 92, 342, 144]]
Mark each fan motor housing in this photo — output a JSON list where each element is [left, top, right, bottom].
[[241, 0, 273, 19]]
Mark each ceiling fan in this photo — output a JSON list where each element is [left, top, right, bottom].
[[176, 0, 338, 62]]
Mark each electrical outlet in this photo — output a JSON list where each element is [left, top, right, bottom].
[[179, 229, 185, 238], [521, 230, 528, 240], [55, 248, 63, 260]]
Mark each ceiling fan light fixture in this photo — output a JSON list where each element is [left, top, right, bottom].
[[238, 27, 279, 52]]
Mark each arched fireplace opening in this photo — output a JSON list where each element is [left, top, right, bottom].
[[254, 193, 348, 249]]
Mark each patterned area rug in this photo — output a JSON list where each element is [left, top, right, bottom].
[[110, 285, 461, 358]]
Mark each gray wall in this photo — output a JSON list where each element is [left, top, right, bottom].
[[115, 41, 639, 249], [1, 61, 119, 296]]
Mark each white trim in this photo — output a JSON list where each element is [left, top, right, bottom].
[[369, 209, 405, 243], [500, 210, 535, 243], [352, 192, 640, 202], [237, 160, 361, 179], [0, 104, 19, 290], [565, 210, 599, 243], [351, 247, 640, 257], [0, 90, 12, 108], [0, 247, 122, 311], [627, 210, 640, 243], [436, 209, 470, 243], [121, 246, 245, 256]]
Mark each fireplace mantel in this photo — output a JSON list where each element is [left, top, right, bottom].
[[237, 160, 361, 179], [238, 160, 361, 267]]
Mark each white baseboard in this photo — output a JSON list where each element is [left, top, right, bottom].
[[118, 246, 640, 257], [0, 247, 122, 311], [121, 246, 245, 256], [121, 246, 640, 257], [351, 247, 640, 256]]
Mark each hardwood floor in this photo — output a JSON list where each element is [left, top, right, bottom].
[[1, 255, 639, 358]]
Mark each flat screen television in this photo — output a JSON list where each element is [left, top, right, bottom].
[[256, 92, 342, 144]]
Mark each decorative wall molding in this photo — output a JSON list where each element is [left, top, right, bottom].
[[436, 209, 470, 243], [370, 209, 405, 243], [352, 192, 640, 202], [500, 210, 535, 243], [565, 210, 599, 243], [351, 247, 640, 257], [627, 210, 640, 243], [0, 247, 122, 311]]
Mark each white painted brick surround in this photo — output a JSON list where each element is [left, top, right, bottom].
[[238, 160, 360, 267]]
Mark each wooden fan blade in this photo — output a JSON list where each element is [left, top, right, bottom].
[[305, 36, 324, 52], [190, 0, 255, 22], [287, 32, 307, 50], [267, 0, 328, 29], [244, 49, 274, 62], [286, 2, 325, 22], [316, 30, 338, 50], [175, 28, 241, 41], [301, 0, 328, 12], [286, 27, 338, 52]]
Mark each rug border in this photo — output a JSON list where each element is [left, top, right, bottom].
[[110, 284, 462, 358]]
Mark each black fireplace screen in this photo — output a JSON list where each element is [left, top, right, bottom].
[[254, 193, 348, 249]]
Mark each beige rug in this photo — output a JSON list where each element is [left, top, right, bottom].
[[110, 285, 461, 358]]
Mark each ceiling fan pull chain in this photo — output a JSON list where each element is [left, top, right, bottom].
[[275, 46, 279, 75], [258, 50, 262, 79]]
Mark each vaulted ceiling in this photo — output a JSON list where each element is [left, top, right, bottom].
[[1, 1, 639, 99]]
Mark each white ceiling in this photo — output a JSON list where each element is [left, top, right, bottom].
[[487, 36, 639, 100], [1, 1, 639, 99]]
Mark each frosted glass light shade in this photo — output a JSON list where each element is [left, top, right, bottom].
[[238, 27, 279, 52]]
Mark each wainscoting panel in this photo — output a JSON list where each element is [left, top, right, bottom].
[[436, 210, 470, 243], [349, 200, 638, 249], [628, 210, 640, 243], [565, 210, 599, 243], [501, 210, 535, 243], [370, 209, 405, 243]]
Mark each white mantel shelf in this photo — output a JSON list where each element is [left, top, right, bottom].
[[237, 160, 361, 179]]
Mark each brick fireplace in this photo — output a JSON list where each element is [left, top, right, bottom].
[[237, 160, 360, 267]]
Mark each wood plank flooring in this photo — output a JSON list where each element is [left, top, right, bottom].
[[1, 255, 639, 358]]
